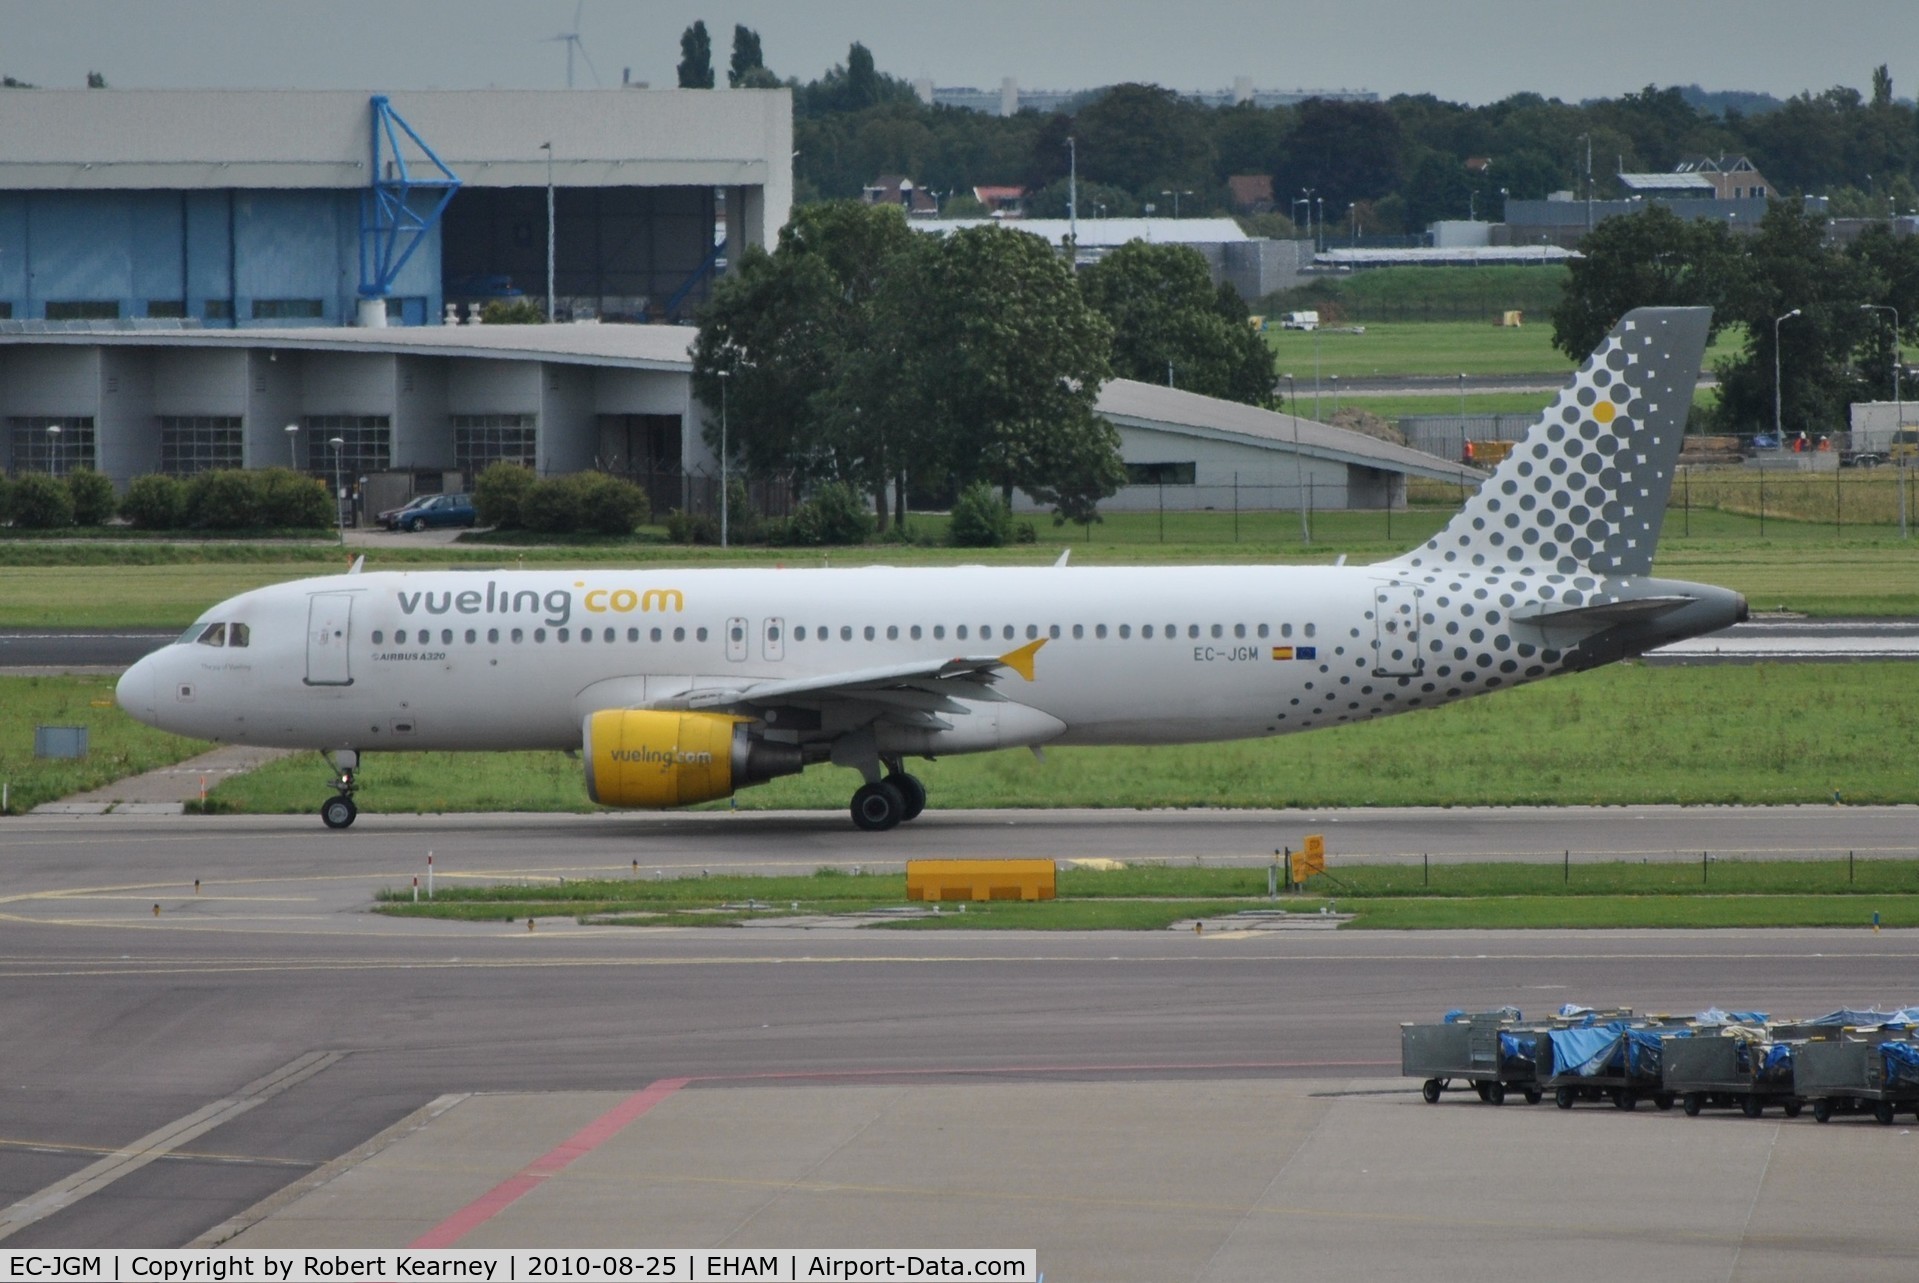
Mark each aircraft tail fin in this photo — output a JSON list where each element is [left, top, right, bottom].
[[1392, 307, 1710, 579]]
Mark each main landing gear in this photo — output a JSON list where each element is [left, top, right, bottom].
[[849, 760, 927, 832], [320, 750, 360, 829]]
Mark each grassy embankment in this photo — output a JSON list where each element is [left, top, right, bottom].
[[194, 660, 1919, 817], [373, 858, 1919, 931], [0, 675, 211, 813]]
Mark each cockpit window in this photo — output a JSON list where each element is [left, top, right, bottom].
[[228, 623, 250, 648], [195, 623, 226, 647]]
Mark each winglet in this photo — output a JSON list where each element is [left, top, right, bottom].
[[1054, 549, 1071, 568], [998, 636, 1047, 682], [348, 555, 365, 574]]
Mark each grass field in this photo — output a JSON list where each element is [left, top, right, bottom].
[[370, 858, 1919, 931], [197, 661, 1919, 817], [1262, 320, 1746, 380], [0, 675, 212, 814]]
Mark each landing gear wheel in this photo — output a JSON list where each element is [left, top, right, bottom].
[[1683, 1093, 1704, 1117], [1421, 1079, 1442, 1104], [850, 780, 906, 832], [1812, 1099, 1834, 1124], [320, 795, 358, 829], [889, 772, 927, 822]]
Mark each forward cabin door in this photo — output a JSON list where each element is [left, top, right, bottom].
[[305, 593, 355, 686], [1372, 585, 1423, 677], [762, 617, 785, 662], [726, 616, 749, 662]]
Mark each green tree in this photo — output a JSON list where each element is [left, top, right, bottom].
[[481, 298, 545, 324], [947, 481, 1015, 547], [11, 473, 72, 528], [119, 475, 184, 529], [474, 461, 535, 528], [728, 25, 764, 88], [1713, 202, 1871, 436], [677, 21, 714, 89], [1276, 98, 1404, 211], [1078, 241, 1275, 405], [1073, 83, 1213, 197], [65, 468, 116, 525], [883, 224, 1122, 523], [85, 71, 106, 89], [1550, 204, 1744, 359]]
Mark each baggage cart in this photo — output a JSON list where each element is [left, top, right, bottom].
[[1794, 1034, 1919, 1124], [1543, 1023, 1683, 1111], [1663, 1032, 1802, 1118], [1402, 1011, 1550, 1105]]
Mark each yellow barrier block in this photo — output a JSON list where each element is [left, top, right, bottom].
[[906, 859, 1056, 903]]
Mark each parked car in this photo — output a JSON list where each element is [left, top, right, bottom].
[[379, 493, 476, 532]]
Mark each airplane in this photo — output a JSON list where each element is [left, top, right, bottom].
[[117, 307, 1744, 832]]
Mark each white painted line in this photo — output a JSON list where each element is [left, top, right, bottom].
[[0, 1050, 342, 1241]]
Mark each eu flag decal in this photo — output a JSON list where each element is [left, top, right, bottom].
[[1297, 646, 1317, 660]]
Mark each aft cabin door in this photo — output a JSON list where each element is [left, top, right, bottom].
[[762, 617, 785, 662], [726, 616, 748, 662], [305, 593, 354, 686], [1372, 585, 1423, 677]]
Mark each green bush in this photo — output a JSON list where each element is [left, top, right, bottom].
[[474, 462, 535, 528], [947, 481, 1015, 547], [11, 472, 75, 528], [0, 475, 14, 526], [787, 481, 874, 546], [518, 474, 582, 533], [182, 469, 263, 529], [119, 474, 186, 529], [572, 472, 650, 535], [256, 468, 334, 529], [665, 508, 721, 544], [66, 468, 117, 526]]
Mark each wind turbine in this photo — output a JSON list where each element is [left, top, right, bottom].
[[547, 1, 601, 88]]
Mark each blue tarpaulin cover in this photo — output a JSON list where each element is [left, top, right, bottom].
[[1626, 1027, 1686, 1078], [1882, 1042, 1919, 1089], [1756, 1044, 1793, 1086], [1550, 1023, 1629, 1076], [1808, 1008, 1905, 1026], [1694, 1008, 1768, 1025], [1499, 1032, 1538, 1073]]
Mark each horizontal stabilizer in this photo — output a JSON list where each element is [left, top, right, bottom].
[[1512, 596, 1696, 631]]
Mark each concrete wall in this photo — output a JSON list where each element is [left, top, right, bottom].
[[394, 355, 452, 470], [97, 347, 158, 482], [538, 363, 598, 474]]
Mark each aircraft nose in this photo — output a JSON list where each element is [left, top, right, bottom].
[[116, 655, 159, 726]]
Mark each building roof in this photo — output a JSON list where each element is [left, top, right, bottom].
[[1316, 246, 1580, 268], [0, 89, 790, 192], [914, 217, 1248, 247], [1617, 172, 1716, 193], [0, 322, 699, 370], [1095, 379, 1482, 484]]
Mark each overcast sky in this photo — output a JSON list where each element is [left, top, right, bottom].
[[2, 0, 1915, 106]]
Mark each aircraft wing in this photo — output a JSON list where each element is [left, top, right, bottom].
[[676, 637, 1047, 726]]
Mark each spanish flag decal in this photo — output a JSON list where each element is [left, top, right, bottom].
[[1271, 646, 1293, 660]]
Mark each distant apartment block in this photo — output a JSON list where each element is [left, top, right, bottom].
[[912, 76, 1375, 116]]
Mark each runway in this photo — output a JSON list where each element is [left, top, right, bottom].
[[2, 808, 1917, 1271]]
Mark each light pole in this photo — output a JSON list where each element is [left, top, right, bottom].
[[1330, 373, 1339, 414], [1458, 372, 1467, 420], [1862, 303, 1907, 538], [1300, 187, 1316, 252], [1774, 308, 1801, 449], [717, 369, 730, 548], [285, 423, 300, 470], [540, 142, 555, 322], [46, 424, 61, 476], [1315, 197, 1324, 250], [1159, 188, 1192, 218], [1065, 136, 1078, 248], [328, 436, 346, 546], [1284, 372, 1308, 545]]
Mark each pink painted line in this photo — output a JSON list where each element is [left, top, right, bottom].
[[700, 1058, 1399, 1084], [410, 1076, 690, 1248]]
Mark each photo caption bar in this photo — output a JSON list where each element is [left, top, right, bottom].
[[0, 1250, 1038, 1282]]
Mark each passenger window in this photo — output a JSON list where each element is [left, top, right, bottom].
[[228, 623, 250, 648], [1095, 624, 1108, 639], [1282, 623, 1293, 638], [840, 626, 852, 641], [533, 628, 547, 643], [395, 629, 408, 645], [1257, 624, 1270, 639], [1003, 625, 1014, 641], [1188, 625, 1200, 639], [730, 624, 745, 642], [511, 628, 524, 643], [626, 627, 638, 642], [934, 625, 946, 640], [794, 626, 806, 641], [603, 627, 614, 643], [1211, 624, 1223, 639], [1305, 623, 1317, 638], [557, 628, 570, 642], [464, 629, 476, 644], [1048, 624, 1061, 639], [674, 627, 687, 642], [769, 625, 782, 642], [580, 629, 593, 643], [910, 625, 922, 640], [696, 627, 708, 641], [650, 628, 662, 642], [886, 625, 898, 640], [442, 629, 453, 645], [1143, 625, 1154, 639], [865, 626, 876, 641], [1026, 624, 1039, 640], [489, 628, 500, 643], [1234, 624, 1246, 639], [372, 630, 385, 645], [1072, 624, 1084, 639], [957, 625, 969, 640], [1118, 624, 1131, 639], [1166, 623, 1177, 639]]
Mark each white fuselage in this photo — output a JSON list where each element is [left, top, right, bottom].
[[117, 561, 1530, 755]]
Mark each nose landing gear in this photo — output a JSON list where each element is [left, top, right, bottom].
[[320, 750, 360, 829]]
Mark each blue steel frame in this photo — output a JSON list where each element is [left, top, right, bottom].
[[360, 96, 461, 303]]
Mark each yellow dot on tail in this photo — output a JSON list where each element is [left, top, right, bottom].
[[1593, 402, 1617, 423]]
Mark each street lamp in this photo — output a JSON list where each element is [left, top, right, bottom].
[[328, 436, 346, 546], [1159, 188, 1192, 218], [45, 424, 61, 476], [1862, 303, 1907, 539], [285, 423, 300, 470], [1065, 136, 1078, 248], [1330, 373, 1340, 413], [1774, 308, 1801, 449], [717, 369, 730, 548], [1300, 187, 1316, 251], [540, 142, 555, 322], [1458, 372, 1467, 421]]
